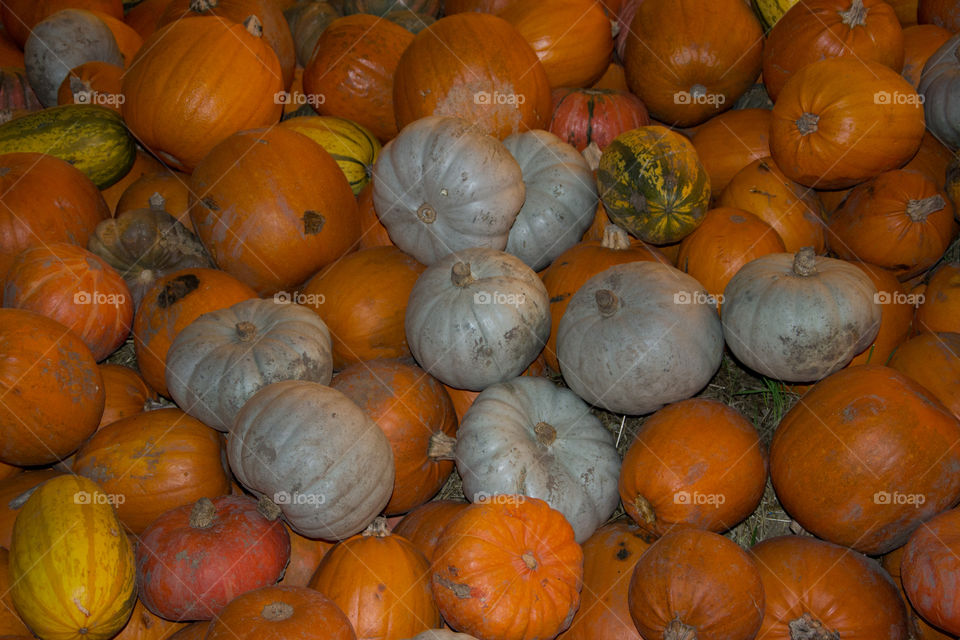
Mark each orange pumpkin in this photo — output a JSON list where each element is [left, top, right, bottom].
[[848, 262, 916, 366], [99, 149, 166, 215], [0, 470, 63, 548], [303, 14, 413, 142], [903, 130, 955, 188], [891, 0, 919, 25], [1, 0, 123, 47], [356, 182, 393, 248], [915, 263, 960, 334], [444, 386, 480, 424], [98, 364, 157, 429], [133, 267, 258, 396], [392, 500, 469, 561], [123, 0, 170, 39], [299, 246, 425, 368], [919, 0, 960, 31], [882, 543, 955, 640], [115, 170, 192, 229], [442, 0, 516, 13], [901, 24, 953, 87], [393, 13, 552, 139], [91, 10, 143, 66], [0, 548, 29, 635], [56, 61, 124, 112], [591, 61, 630, 91], [690, 109, 771, 195], [0, 30, 23, 67], [167, 623, 210, 640], [889, 332, 960, 420], [278, 526, 334, 587], [112, 598, 186, 640], [189, 126, 360, 295], [206, 586, 356, 639]]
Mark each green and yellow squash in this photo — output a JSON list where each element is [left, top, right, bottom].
[[596, 125, 711, 245], [752, 0, 801, 31], [280, 115, 381, 195]]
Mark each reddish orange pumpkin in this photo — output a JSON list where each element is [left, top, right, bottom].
[[848, 262, 916, 366], [901, 24, 953, 86], [56, 61, 124, 112], [914, 263, 960, 334], [99, 149, 166, 215], [1, 0, 123, 47], [690, 109, 772, 195], [331, 359, 458, 515], [901, 508, 960, 636], [392, 500, 469, 561], [889, 332, 960, 420], [205, 586, 356, 639], [278, 526, 334, 587], [881, 544, 955, 640], [549, 88, 649, 152], [98, 364, 157, 429], [356, 182, 393, 248], [0, 548, 29, 635], [0, 470, 63, 548], [115, 170, 192, 229], [919, 0, 960, 31]]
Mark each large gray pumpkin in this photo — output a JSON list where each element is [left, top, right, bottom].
[[372, 115, 525, 265], [451, 376, 620, 543], [227, 380, 394, 539], [405, 247, 550, 391], [557, 261, 724, 415], [25, 9, 124, 107], [501, 130, 597, 271], [919, 33, 960, 151], [165, 298, 333, 432], [722, 247, 880, 382]]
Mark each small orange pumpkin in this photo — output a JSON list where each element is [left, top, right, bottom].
[[690, 109, 772, 195], [115, 170, 193, 230], [392, 500, 469, 561], [98, 364, 157, 430], [356, 182, 393, 248], [889, 332, 960, 420]]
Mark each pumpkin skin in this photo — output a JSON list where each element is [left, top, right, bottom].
[[356, 183, 393, 249], [623, 0, 763, 127], [9, 475, 136, 640], [331, 0, 440, 16], [121, 16, 283, 172], [392, 500, 469, 561], [597, 126, 711, 245], [0, 67, 42, 122], [228, 380, 395, 540], [919, 34, 960, 151], [393, 13, 552, 140], [98, 149, 166, 216], [619, 398, 767, 539], [752, 535, 910, 638], [115, 171, 192, 226], [848, 262, 915, 366], [137, 496, 290, 621], [762, 0, 905, 101], [557, 262, 724, 415], [889, 332, 960, 420], [92, 11, 142, 67], [166, 298, 333, 432], [502, 129, 598, 271], [771, 365, 960, 554], [289, 1, 340, 66], [907, 130, 955, 187], [167, 623, 211, 640], [902, 24, 953, 87], [278, 525, 334, 587], [205, 585, 356, 639], [404, 248, 551, 391], [881, 545, 954, 640], [372, 115, 525, 265], [0, 309, 104, 466], [915, 263, 960, 333], [111, 597, 186, 640], [0, 548, 30, 636], [73, 408, 232, 534], [2, 0, 123, 48], [442, 0, 515, 13], [331, 359, 457, 515], [717, 157, 826, 253], [97, 364, 156, 429], [548, 88, 649, 152], [455, 377, 621, 543], [190, 127, 360, 296], [770, 57, 925, 189], [57, 61, 124, 113], [0, 470, 63, 549], [308, 519, 441, 638], [689, 109, 771, 195], [431, 497, 583, 640], [919, 0, 960, 31], [721, 248, 881, 382], [279, 115, 381, 195], [901, 508, 960, 635]]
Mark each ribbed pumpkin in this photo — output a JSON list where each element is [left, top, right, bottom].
[[690, 109, 771, 195], [0, 547, 30, 635], [915, 263, 960, 333], [280, 115, 381, 194], [9, 475, 136, 640], [115, 171, 192, 227], [889, 332, 960, 420], [2, 0, 123, 47], [73, 408, 232, 534], [847, 262, 915, 366], [121, 15, 283, 171], [56, 61, 124, 112], [278, 525, 334, 587], [0, 68, 42, 122], [308, 518, 440, 639], [548, 88, 649, 152], [392, 500, 469, 561], [205, 585, 356, 639], [97, 364, 155, 429], [0, 470, 63, 548], [902, 24, 953, 86], [393, 13, 552, 139], [356, 183, 393, 248]]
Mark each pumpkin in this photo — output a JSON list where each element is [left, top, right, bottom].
[[278, 526, 334, 587], [751, 0, 801, 30], [73, 408, 232, 534], [0, 470, 63, 549], [888, 332, 960, 419], [0, 32, 22, 68], [905, 131, 955, 186], [9, 475, 136, 640], [717, 157, 826, 253], [689, 109, 771, 195], [228, 380, 395, 540], [0, 310, 103, 466], [57, 61, 124, 113], [308, 518, 440, 638], [303, 14, 412, 142], [919, 34, 960, 151], [330, 359, 457, 515], [892, 0, 920, 25], [2, 0, 123, 47], [592, 61, 630, 91], [753, 535, 910, 638], [847, 262, 916, 366], [115, 171, 192, 226], [828, 169, 953, 279], [919, 0, 960, 31], [166, 298, 333, 432], [762, 0, 905, 101], [677, 208, 786, 303], [622, 0, 763, 127], [732, 83, 774, 110], [0, 548, 29, 635], [913, 263, 960, 333], [950, 154, 960, 213], [393, 13, 552, 140], [881, 545, 954, 640], [279, 115, 381, 194], [0, 68, 42, 121], [98, 364, 156, 428], [901, 507, 960, 635], [190, 126, 360, 295], [902, 24, 953, 86], [441, 0, 515, 13], [167, 623, 211, 640], [98, 149, 166, 215], [405, 247, 550, 390], [289, 1, 340, 66], [548, 88, 649, 153], [111, 598, 186, 640], [92, 11, 142, 67], [123, 0, 169, 38], [557, 262, 724, 415], [122, 16, 283, 172], [771, 57, 925, 189], [331, 0, 440, 15], [498, 0, 612, 89], [356, 183, 393, 248], [502, 129, 598, 270], [204, 585, 356, 639], [431, 497, 583, 640], [137, 495, 289, 621], [453, 376, 620, 542], [408, 633, 478, 640], [392, 500, 469, 561], [619, 398, 767, 539], [383, 9, 435, 32], [133, 267, 258, 396], [597, 126, 711, 245]]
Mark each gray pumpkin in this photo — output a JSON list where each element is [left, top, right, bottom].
[[405, 247, 550, 391], [919, 33, 960, 151], [372, 115, 525, 265], [501, 130, 598, 271], [25, 9, 124, 107], [452, 376, 620, 543], [165, 298, 333, 432], [227, 380, 394, 540], [557, 261, 724, 415], [722, 247, 881, 382]]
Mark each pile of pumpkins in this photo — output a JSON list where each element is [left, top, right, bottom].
[[0, 0, 960, 637]]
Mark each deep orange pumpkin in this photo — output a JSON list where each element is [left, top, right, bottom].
[[690, 109, 772, 195], [901, 24, 953, 86], [592, 61, 630, 92], [115, 170, 192, 229], [889, 332, 960, 420], [56, 61, 124, 112], [112, 598, 186, 640], [99, 149, 166, 215], [914, 263, 960, 334], [1, 0, 123, 47], [278, 525, 334, 587], [0, 470, 63, 548], [98, 364, 157, 429], [919, 0, 960, 31], [392, 500, 469, 562], [549, 88, 649, 152], [904, 131, 955, 188], [205, 586, 356, 639], [356, 182, 393, 248], [167, 622, 211, 640], [123, 0, 170, 39], [848, 262, 915, 366], [0, 548, 29, 635]]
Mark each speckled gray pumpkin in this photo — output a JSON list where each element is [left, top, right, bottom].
[[557, 261, 724, 415], [919, 34, 960, 151], [453, 376, 620, 543], [404, 247, 550, 391]]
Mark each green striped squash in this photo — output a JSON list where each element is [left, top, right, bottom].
[[281, 115, 381, 195], [0, 104, 136, 188], [751, 0, 801, 31]]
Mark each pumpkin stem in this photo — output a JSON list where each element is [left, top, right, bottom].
[[633, 495, 657, 527], [235, 321, 258, 342], [148, 192, 166, 211], [796, 112, 819, 135], [428, 431, 457, 460], [451, 262, 473, 288], [261, 602, 294, 621], [534, 421, 557, 446], [788, 613, 840, 640], [363, 516, 390, 538], [416, 203, 437, 224], [257, 495, 282, 521], [244, 14, 263, 37], [520, 551, 538, 570], [595, 289, 620, 317], [189, 0, 217, 10], [189, 497, 217, 529], [601, 224, 632, 250], [839, 0, 867, 27], [664, 618, 697, 640], [792, 247, 818, 277], [906, 195, 946, 222]]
